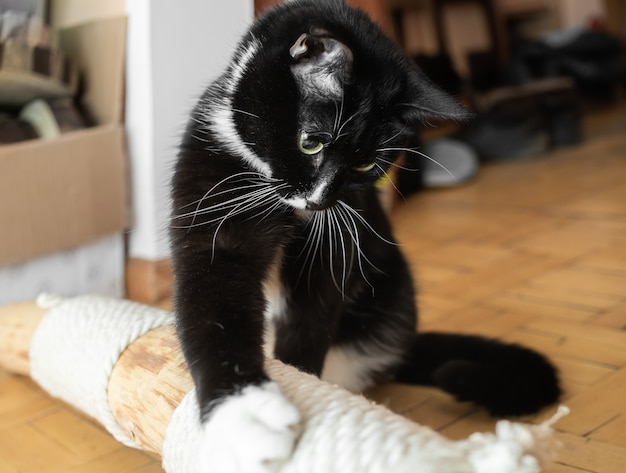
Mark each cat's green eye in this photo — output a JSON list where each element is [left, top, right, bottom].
[[298, 132, 324, 155], [353, 162, 376, 172]]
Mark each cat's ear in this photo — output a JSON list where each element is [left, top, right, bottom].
[[400, 68, 471, 123], [289, 31, 353, 96]]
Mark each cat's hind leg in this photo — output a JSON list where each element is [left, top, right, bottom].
[[320, 277, 418, 393], [321, 342, 406, 393], [319, 275, 560, 416], [315, 234, 419, 392]]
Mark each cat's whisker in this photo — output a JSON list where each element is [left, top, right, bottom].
[[210, 188, 284, 260], [332, 91, 345, 136], [179, 187, 277, 224], [232, 108, 260, 119], [377, 157, 420, 172], [176, 181, 287, 231], [334, 132, 351, 141], [174, 188, 278, 230], [332, 99, 340, 136], [179, 171, 271, 209], [303, 212, 319, 284], [376, 147, 458, 183], [177, 172, 283, 229], [174, 182, 273, 219], [250, 196, 289, 223], [337, 200, 398, 246], [191, 133, 209, 142], [324, 211, 339, 294], [375, 163, 406, 203], [341, 210, 357, 282], [328, 208, 346, 296], [295, 199, 392, 296], [335, 203, 375, 294], [296, 213, 318, 261], [398, 103, 465, 123], [314, 212, 326, 287], [295, 215, 319, 290], [329, 207, 348, 297], [305, 211, 324, 291], [335, 108, 362, 139], [380, 126, 407, 145], [217, 185, 284, 219], [190, 115, 203, 125]]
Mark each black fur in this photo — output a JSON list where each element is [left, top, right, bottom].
[[170, 0, 560, 421], [395, 333, 561, 416]]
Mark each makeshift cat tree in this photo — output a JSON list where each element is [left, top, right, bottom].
[[0, 294, 567, 473]]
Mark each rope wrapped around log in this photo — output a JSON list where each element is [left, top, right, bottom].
[[0, 294, 567, 473]]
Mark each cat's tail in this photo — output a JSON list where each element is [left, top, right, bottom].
[[394, 332, 561, 416]]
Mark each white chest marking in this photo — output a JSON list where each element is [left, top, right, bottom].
[[263, 251, 286, 358]]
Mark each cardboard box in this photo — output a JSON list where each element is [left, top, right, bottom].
[[0, 16, 127, 267]]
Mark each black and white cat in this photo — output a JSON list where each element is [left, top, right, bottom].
[[170, 0, 561, 470]]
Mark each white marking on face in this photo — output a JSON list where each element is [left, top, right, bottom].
[[204, 38, 273, 177], [279, 195, 308, 210], [228, 40, 259, 94], [210, 104, 272, 176], [308, 178, 330, 204], [278, 177, 332, 210]]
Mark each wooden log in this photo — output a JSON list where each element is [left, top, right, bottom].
[[108, 324, 192, 454], [0, 300, 45, 375], [0, 302, 193, 453], [0, 299, 189, 455]]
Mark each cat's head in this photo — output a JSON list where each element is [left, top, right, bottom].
[[203, 0, 467, 210]]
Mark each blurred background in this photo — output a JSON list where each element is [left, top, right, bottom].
[[1, 0, 624, 305]]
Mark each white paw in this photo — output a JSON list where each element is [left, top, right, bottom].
[[199, 382, 301, 473]]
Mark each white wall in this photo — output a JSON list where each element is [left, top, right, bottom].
[[125, 0, 254, 260]]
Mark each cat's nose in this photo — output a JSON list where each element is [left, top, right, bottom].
[[304, 179, 332, 209]]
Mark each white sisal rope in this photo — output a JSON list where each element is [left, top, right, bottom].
[[162, 389, 202, 473], [163, 357, 567, 473], [28, 295, 565, 472], [30, 294, 173, 447]]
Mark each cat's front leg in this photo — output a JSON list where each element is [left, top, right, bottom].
[[272, 251, 346, 376], [173, 249, 301, 473]]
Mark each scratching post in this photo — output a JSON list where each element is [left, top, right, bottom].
[[0, 295, 566, 473]]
